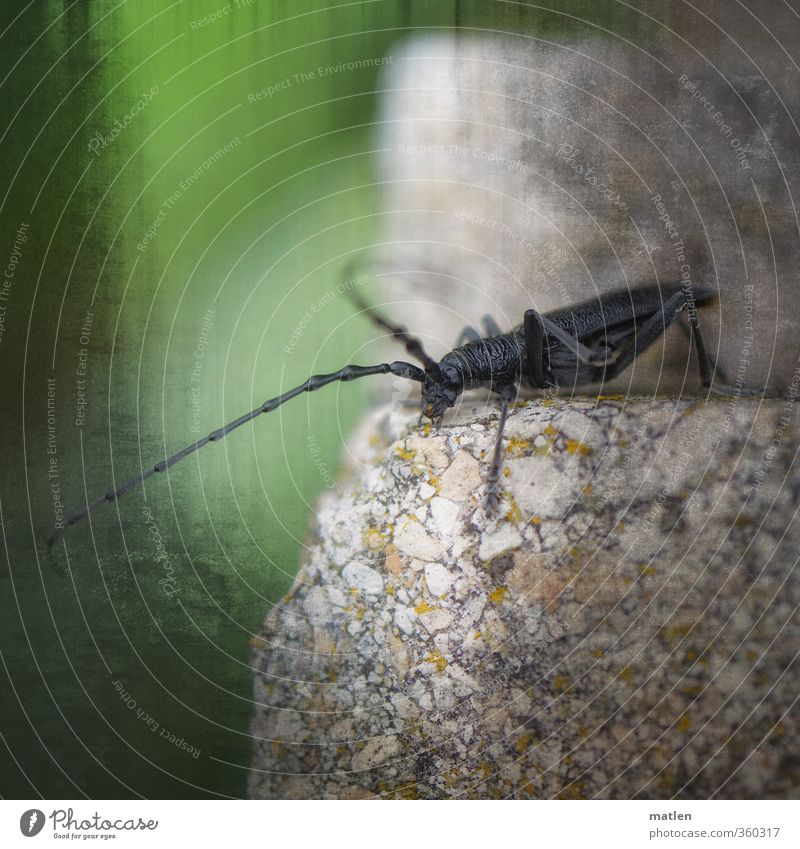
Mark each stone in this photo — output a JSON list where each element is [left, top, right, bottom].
[[341, 562, 384, 596], [438, 451, 482, 502], [249, 398, 800, 799], [429, 496, 460, 538], [393, 519, 445, 561], [478, 524, 524, 562], [352, 736, 401, 772], [424, 562, 456, 597]]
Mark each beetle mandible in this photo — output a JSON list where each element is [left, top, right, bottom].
[[49, 275, 754, 546]]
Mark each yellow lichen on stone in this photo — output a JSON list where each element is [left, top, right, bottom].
[[414, 600, 434, 614], [424, 650, 448, 673], [503, 493, 523, 525], [426, 473, 441, 494], [506, 436, 531, 458], [565, 438, 592, 456], [661, 624, 692, 641], [619, 666, 634, 687], [394, 444, 417, 462], [442, 768, 463, 788], [557, 780, 586, 799], [515, 734, 533, 753], [488, 586, 507, 605], [363, 526, 391, 550], [380, 781, 421, 800]]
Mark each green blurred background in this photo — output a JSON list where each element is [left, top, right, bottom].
[[0, 1, 642, 799]]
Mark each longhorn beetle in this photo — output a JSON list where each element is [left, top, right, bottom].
[[49, 277, 754, 547]]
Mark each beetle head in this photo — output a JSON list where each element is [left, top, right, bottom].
[[421, 365, 461, 427]]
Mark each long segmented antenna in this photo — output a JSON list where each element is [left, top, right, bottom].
[[49, 360, 425, 547], [343, 259, 442, 374]]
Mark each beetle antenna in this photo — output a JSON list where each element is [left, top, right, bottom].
[[342, 260, 441, 374], [48, 360, 424, 548]]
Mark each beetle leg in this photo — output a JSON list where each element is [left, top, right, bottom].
[[683, 302, 770, 395], [598, 288, 695, 382], [526, 309, 610, 368], [687, 306, 776, 394], [454, 325, 481, 346], [481, 314, 504, 337], [675, 316, 730, 384], [523, 309, 548, 387], [484, 383, 518, 513], [344, 271, 440, 371]]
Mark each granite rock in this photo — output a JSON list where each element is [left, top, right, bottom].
[[249, 395, 800, 799]]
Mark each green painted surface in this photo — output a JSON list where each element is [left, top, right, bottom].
[[0, 1, 648, 798]]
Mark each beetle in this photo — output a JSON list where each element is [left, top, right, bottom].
[[49, 277, 752, 546]]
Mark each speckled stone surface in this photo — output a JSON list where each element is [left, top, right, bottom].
[[249, 396, 800, 799]]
